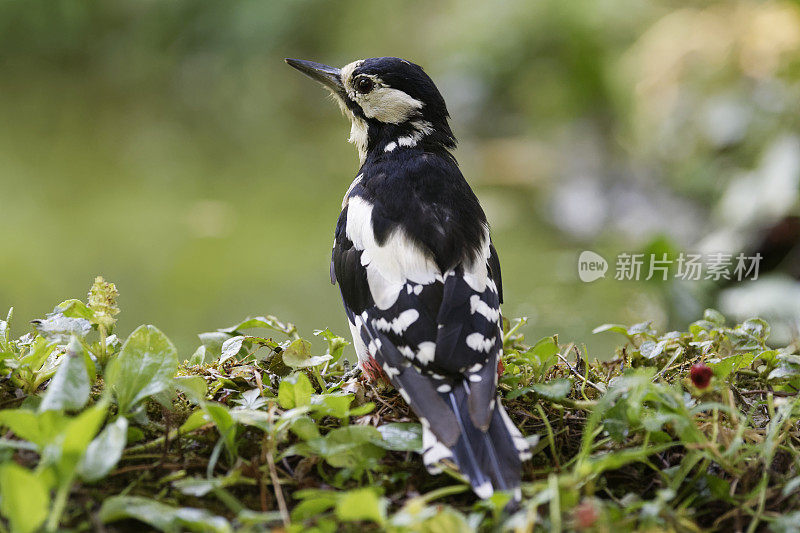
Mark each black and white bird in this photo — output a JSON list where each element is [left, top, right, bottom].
[[286, 57, 531, 500]]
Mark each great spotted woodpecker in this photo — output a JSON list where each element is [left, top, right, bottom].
[[286, 57, 531, 501]]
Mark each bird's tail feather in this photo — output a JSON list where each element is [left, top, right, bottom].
[[422, 383, 529, 500]]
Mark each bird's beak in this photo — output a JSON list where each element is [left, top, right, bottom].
[[285, 58, 344, 96]]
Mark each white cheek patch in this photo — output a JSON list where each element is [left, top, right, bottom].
[[359, 86, 424, 124]]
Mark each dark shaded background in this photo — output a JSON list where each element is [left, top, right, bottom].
[[2, 0, 799, 358]]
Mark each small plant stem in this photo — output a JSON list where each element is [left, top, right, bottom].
[[415, 484, 468, 504], [46, 482, 71, 532], [266, 405, 290, 528], [548, 473, 561, 533], [98, 324, 108, 366], [557, 350, 604, 394], [746, 474, 768, 533], [536, 403, 560, 470]]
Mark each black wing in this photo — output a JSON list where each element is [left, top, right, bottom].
[[330, 197, 529, 498]]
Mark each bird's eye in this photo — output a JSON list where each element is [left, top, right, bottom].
[[354, 76, 374, 94]]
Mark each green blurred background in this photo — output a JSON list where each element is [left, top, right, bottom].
[[2, 0, 799, 358]]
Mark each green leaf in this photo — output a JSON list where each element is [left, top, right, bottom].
[[31, 305, 92, 340], [290, 425, 385, 470], [768, 364, 800, 381], [592, 324, 629, 336], [205, 403, 238, 460], [107, 325, 178, 415], [173, 476, 226, 497], [335, 488, 386, 525], [78, 417, 129, 482], [348, 402, 375, 417], [282, 339, 332, 369], [0, 409, 68, 448], [219, 336, 245, 364], [530, 336, 559, 359], [703, 308, 726, 326], [639, 340, 667, 360], [707, 352, 756, 380], [311, 393, 353, 418], [627, 321, 655, 336], [278, 373, 315, 409], [230, 409, 275, 433], [39, 336, 91, 412], [376, 422, 422, 452], [291, 489, 338, 521], [180, 410, 211, 433], [218, 316, 296, 337], [741, 318, 769, 341], [99, 495, 232, 533], [99, 496, 174, 531], [290, 416, 320, 441], [57, 299, 96, 321], [19, 336, 56, 372], [195, 331, 231, 363], [56, 404, 107, 481], [531, 378, 572, 400], [0, 462, 50, 533], [314, 328, 350, 363], [174, 375, 208, 404], [233, 388, 267, 410]]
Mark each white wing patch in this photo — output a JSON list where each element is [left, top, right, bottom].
[[465, 332, 495, 353], [422, 424, 453, 475], [348, 319, 369, 367], [346, 196, 440, 310], [373, 309, 419, 334], [469, 295, 500, 323], [415, 341, 436, 366], [342, 174, 363, 208], [460, 224, 491, 293]]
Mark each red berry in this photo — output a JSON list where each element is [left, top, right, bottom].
[[690, 363, 713, 389], [574, 499, 599, 529]]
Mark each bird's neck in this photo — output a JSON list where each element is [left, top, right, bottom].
[[350, 117, 455, 164]]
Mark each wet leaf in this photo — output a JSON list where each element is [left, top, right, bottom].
[[219, 335, 245, 364], [336, 488, 386, 525], [39, 336, 90, 412], [314, 328, 350, 363], [174, 375, 208, 404], [99, 495, 232, 533], [79, 416, 128, 482], [376, 422, 422, 452], [0, 462, 49, 533], [531, 378, 572, 400], [106, 325, 178, 414], [278, 373, 315, 409], [282, 339, 332, 369]]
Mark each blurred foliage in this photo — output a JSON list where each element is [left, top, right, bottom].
[[1, 0, 799, 357], [2, 278, 800, 531]]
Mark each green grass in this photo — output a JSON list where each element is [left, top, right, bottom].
[[0, 277, 798, 532]]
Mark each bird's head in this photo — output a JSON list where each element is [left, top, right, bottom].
[[286, 57, 455, 162]]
